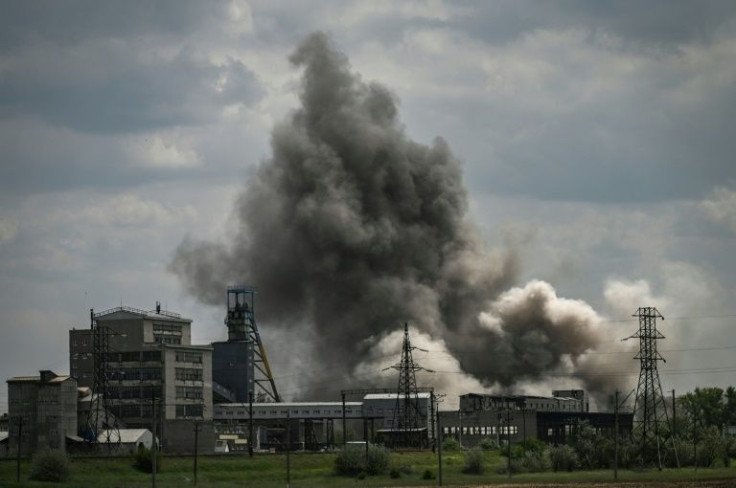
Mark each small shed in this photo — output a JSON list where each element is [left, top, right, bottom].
[[97, 429, 154, 454]]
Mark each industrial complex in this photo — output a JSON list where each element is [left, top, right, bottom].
[[3, 285, 636, 458]]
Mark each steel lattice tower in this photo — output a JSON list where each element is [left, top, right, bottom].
[[626, 307, 676, 468], [85, 309, 121, 449], [225, 286, 280, 402], [390, 322, 427, 448]]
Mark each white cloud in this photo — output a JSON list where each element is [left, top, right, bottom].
[[0, 217, 19, 245], [701, 185, 736, 231], [91, 194, 196, 227], [127, 132, 201, 169], [604, 278, 668, 316]]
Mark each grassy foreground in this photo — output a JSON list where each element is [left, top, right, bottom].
[[1, 450, 736, 487]]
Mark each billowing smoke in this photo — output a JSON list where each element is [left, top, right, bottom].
[[171, 32, 623, 401]]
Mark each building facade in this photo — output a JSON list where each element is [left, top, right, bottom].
[[69, 306, 213, 433], [6, 371, 78, 455], [440, 390, 631, 448]]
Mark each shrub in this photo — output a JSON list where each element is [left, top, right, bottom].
[[442, 437, 461, 451], [30, 450, 70, 482], [478, 437, 498, 450], [521, 449, 550, 473], [462, 449, 485, 474], [334, 448, 365, 476], [133, 447, 161, 473], [389, 468, 401, 479], [365, 446, 390, 475], [725, 437, 736, 467], [422, 468, 435, 480], [697, 426, 725, 467], [549, 445, 577, 472], [666, 439, 694, 467]]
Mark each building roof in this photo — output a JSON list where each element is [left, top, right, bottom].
[[216, 402, 362, 408], [7, 374, 71, 384], [95, 306, 191, 324], [97, 429, 152, 444], [363, 393, 432, 400]]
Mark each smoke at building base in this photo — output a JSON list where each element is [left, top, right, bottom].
[[170, 32, 629, 403]]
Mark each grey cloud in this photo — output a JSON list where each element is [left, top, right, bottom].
[[452, 0, 736, 47], [0, 45, 262, 134]]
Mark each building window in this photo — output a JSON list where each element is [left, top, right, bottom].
[[176, 404, 203, 418], [176, 386, 203, 399], [176, 351, 203, 363], [153, 322, 182, 344], [175, 368, 203, 382]]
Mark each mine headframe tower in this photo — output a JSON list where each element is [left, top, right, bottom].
[[625, 307, 678, 469], [225, 286, 280, 402], [387, 322, 433, 448], [85, 308, 121, 449]]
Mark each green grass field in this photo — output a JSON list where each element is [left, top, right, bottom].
[[1, 450, 735, 487]]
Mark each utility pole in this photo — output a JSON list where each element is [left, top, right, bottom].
[[693, 405, 698, 471], [193, 422, 199, 485], [152, 397, 157, 488], [249, 391, 254, 458], [16, 416, 23, 483], [506, 400, 512, 480], [436, 408, 443, 487], [614, 390, 619, 482], [341, 392, 346, 447], [672, 389, 677, 437], [286, 410, 291, 488]]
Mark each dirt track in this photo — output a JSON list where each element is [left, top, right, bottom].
[[459, 481, 736, 488]]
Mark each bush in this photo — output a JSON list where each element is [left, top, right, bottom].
[[462, 449, 485, 474], [30, 450, 70, 482], [521, 449, 550, 473], [549, 445, 577, 472], [422, 468, 435, 480], [478, 437, 498, 450], [334, 448, 365, 476], [365, 446, 390, 475], [389, 468, 401, 479], [442, 437, 462, 451], [133, 447, 161, 473], [697, 426, 725, 467]]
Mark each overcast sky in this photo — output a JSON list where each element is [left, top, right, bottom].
[[2, 1, 736, 412]]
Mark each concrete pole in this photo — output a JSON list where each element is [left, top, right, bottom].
[[506, 401, 511, 480], [152, 397, 157, 488], [286, 411, 291, 488], [614, 390, 619, 482], [16, 416, 23, 483], [193, 422, 199, 485], [436, 408, 443, 487], [249, 391, 254, 458], [341, 393, 346, 447]]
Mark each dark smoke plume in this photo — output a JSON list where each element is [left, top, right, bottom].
[[171, 32, 622, 400]]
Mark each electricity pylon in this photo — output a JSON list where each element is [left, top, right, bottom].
[[624, 307, 678, 468]]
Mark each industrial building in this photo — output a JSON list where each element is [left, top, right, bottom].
[[69, 304, 213, 449], [440, 391, 631, 448], [6, 371, 78, 455], [213, 393, 435, 451], [3, 287, 633, 457], [212, 287, 279, 404]]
